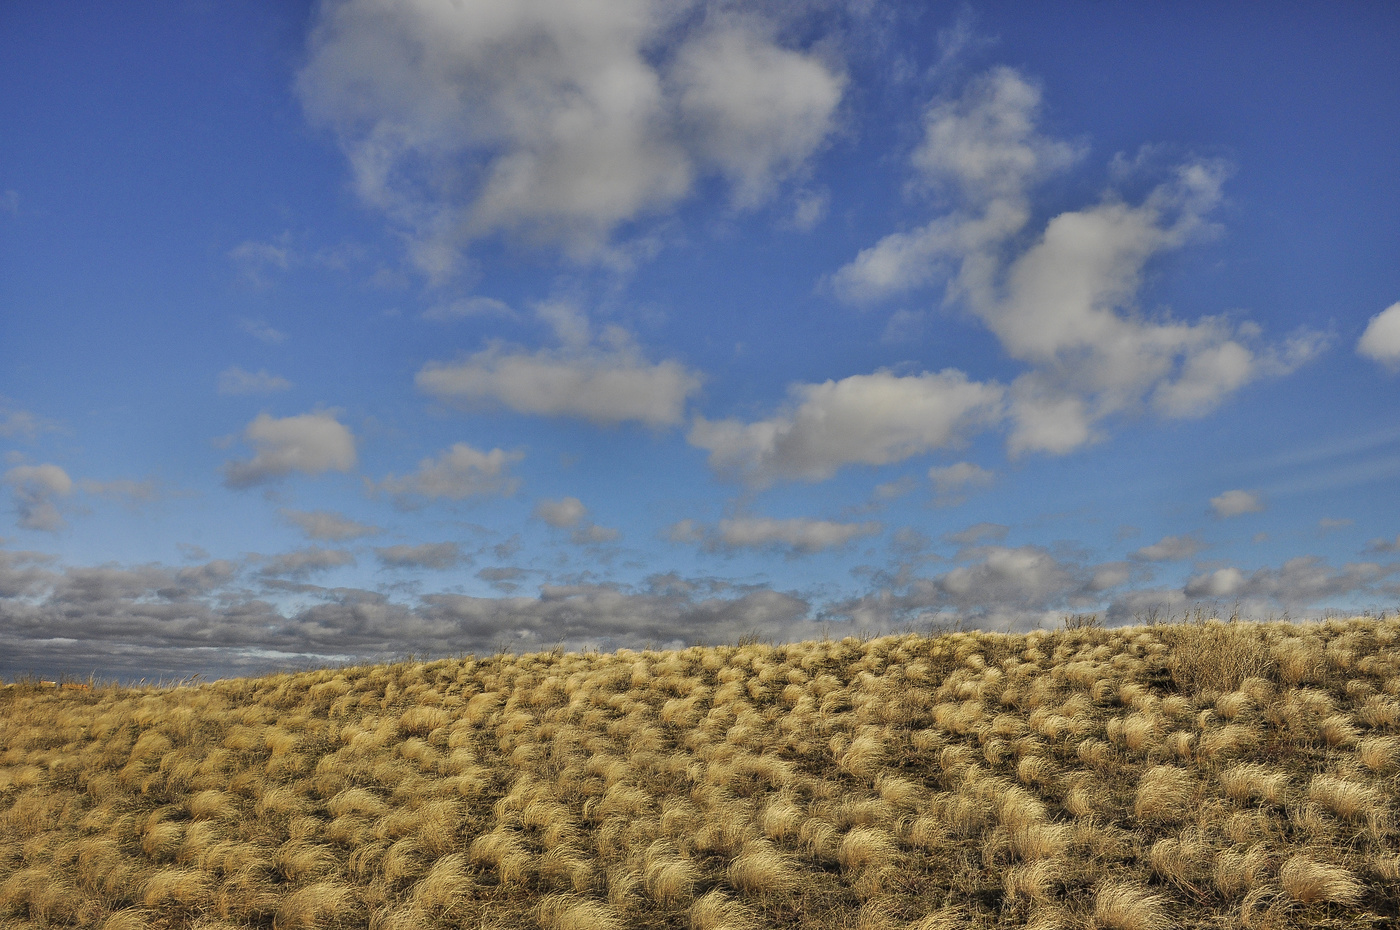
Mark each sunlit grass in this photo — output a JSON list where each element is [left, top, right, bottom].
[[2, 616, 1399, 927]]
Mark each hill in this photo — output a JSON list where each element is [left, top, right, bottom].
[[2, 617, 1399, 929]]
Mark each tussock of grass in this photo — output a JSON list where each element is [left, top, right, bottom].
[[3, 616, 1400, 928]]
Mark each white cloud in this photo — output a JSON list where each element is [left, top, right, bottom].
[[223, 412, 357, 488], [1184, 566, 1245, 598], [689, 369, 1004, 485], [533, 496, 618, 545], [672, 26, 845, 207], [1133, 534, 1204, 562], [296, 0, 844, 274], [376, 542, 465, 570], [927, 461, 994, 505], [378, 442, 521, 506], [280, 508, 381, 541], [238, 318, 287, 344], [4, 464, 73, 531], [218, 366, 293, 396], [534, 497, 588, 529], [833, 66, 1322, 457], [911, 66, 1083, 200], [1357, 301, 1400, 369], [1210, 489, 1265, 519], [417, 323, 701, 428]]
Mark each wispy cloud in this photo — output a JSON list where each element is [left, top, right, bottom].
[[3, 463, 73, 531], [238, 318, 288, 345], [218, 366, 293, 396], [670, 515, 882, 556], [280, 508, 380, 541], [376, 542, 466, 570]]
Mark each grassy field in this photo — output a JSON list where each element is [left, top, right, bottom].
[[2, 617, 1399, 929]]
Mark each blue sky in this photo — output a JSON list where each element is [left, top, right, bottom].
[[2, 1, 1399, 680]]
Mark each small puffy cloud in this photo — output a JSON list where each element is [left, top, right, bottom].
[[1357, 302, 1400, 369], [218, 366, 293, 396], [1184, 567, 1246, 598], [1365, 535, 1400, 554], [256, 547, 355, 580], [532, 496, 618, 545], [297, 0, 844, 272], [928, 461, 994, 505], [238, 318, 287, 344], [1133, 534, 1204, 562], [1210, 489, 1265, 519], [377, 442, 521, 506], [376, 542, 465, 570], [280, 508, 380, 541], [911, 66, 1083, 200], [673, 516, 881, 556], [419, 310, 701, 428], [534, 497, 588, 529], [689, 369, 1004, 485], [223, 411, 357, 488], [664, 519, 705, 544], [4, 463, 73, 531]]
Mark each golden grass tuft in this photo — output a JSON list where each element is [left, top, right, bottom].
[[688, 889, 758, 930], [1092, 880, 1169, 930], [1134, 766, 1196, 823], [1219, 763, 1289, 806], [537, 893, 623, 930], [1279, 854, 1364, 906], [273, 880, 354, 929], [726, 839, 799, 896]]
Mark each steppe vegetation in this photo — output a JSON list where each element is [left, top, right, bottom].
[[3, 616, 1400, 929]]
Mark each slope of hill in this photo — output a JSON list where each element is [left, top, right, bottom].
[[2, 618, 1399, 929]]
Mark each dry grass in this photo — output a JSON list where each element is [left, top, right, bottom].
[[3, 616, 1399, 928]]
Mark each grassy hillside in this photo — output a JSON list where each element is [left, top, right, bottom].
[[2, 618, 1399, 929]]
